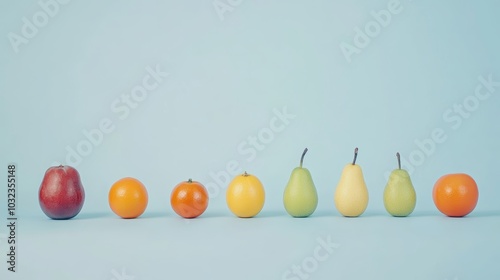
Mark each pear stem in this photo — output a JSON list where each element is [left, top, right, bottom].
[[352, 147, 358, 165], [188, 178, 193, 183], [300, 148, 308, 168], [396, 152, 401, 169]]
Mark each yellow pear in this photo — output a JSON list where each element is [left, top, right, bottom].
[[334, 148, 369, 217]]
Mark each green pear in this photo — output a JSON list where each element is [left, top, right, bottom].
[[383, 152, 416, 217], [334, 148, 369, 217], [283, 148, 318, 217]]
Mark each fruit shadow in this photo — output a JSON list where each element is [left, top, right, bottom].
[[408, 210, 500, 218], [138, 211, 168, 219], [308, 210, 387, 218], [141, 210, 233, 220], [255, 210, 288, 219], [304, 210, 337, 218], [198, 210, 287, 219], [462, 210, 500, 218], [73, 212, 113, 220], [199, 210, 232, 218], [407, 210, 438, 218]]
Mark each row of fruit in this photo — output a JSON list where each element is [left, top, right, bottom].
[[38, 148, 479, 220]]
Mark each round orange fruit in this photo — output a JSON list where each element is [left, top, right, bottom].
[[171, 179, 208, 218], [432, 173, 478, 217], [226, 172, 265, 218], [109, 177, 148, 219]]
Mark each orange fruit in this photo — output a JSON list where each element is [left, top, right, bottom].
[[109, 177, 148, 219], [226, 172, 265, 218], [171, 179, 208, 218], [432, 173, 478, 217]]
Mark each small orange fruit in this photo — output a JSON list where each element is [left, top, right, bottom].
[[109, 177, 148, 219], [226, 172, 265, 218], [170, 179, 209, 218], [432, 173, 478, 217]]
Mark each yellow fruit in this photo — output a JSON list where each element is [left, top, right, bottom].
[[226, 172, 265, 218], [334, 148, 369, 217]]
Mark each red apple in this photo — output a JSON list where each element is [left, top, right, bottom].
[[39, 165, 85, 219]]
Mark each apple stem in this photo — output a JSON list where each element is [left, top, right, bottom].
[[352, 147, 358, 165], [243, 171, 248, 176], [188, 178, 192, 183], [397, 152, 401, 169], [300, 148, 308, 168]]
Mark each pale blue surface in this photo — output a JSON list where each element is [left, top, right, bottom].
[[0, 1, 499, 279]]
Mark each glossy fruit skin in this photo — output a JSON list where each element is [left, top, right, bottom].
[[226, 173, 265, 218], [171, 180, 209, 218], [433, 173, 478, 217], [39, 165, 85, 220], [109, 177, 148, 219]]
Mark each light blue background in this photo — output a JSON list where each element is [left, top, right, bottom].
[[1, 1, 499, 279]]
